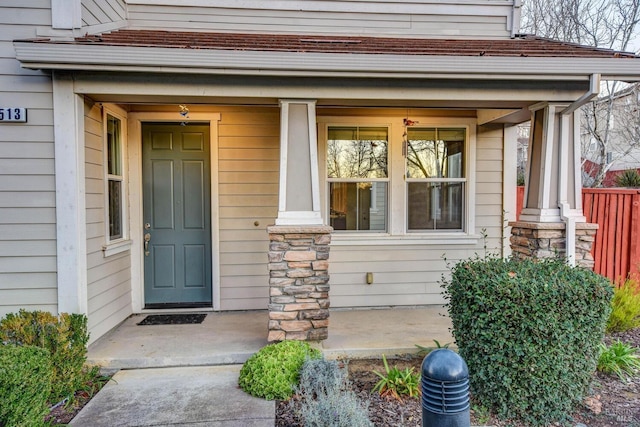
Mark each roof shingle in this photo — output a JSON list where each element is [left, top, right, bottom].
[[29, 29, 638, 59]]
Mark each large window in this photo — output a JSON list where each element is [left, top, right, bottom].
[[406, 128, 465, 231], [105, 110, 126, 243], [322, 118, 473, 238], [327, 127, 388, 231]]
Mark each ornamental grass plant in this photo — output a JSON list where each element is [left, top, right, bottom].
[[606, 278, 640, 333], [443, 257, 613, 426]]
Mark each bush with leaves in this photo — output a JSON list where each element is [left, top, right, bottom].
[[238, 340, 321, 400], [295, 358, 372, 427], [607, 278, 640, 332], [443, 257, 613, 426], [0, 310, 90, 401], [0, 345, 52, 427]]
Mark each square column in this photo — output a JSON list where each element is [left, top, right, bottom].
[[515, 102, 596, 268], [276, 99, 322, 225], [267, 225, 332, 341]]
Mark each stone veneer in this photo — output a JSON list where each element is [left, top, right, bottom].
[[267, 225, 333, 342], [509, 221, 598, 269]]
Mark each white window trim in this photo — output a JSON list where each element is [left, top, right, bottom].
[[318, 115, 477, 245], [102, 104, 131, 257]]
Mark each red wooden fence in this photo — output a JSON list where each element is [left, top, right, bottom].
[[516, 187, 640, 283]]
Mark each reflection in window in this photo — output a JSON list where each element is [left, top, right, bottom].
[[327, 127, 388, 231], [107, 114, 124, 240], [406, 128, 466, 231]]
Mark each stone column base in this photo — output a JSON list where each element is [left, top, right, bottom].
[[509, 221, 598, 269], [267, 225, 333, 342]]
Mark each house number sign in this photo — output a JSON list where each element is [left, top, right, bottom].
[[0, 108, 27, 123]]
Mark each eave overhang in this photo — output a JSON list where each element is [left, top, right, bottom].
[[13, 41, 640, 82]]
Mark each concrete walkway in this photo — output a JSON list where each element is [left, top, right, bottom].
[[73, 306, 453, 426]]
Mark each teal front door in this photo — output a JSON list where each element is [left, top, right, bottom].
[[142, 123, 212, 307]]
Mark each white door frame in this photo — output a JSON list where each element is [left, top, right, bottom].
[[128, 112, 222, 312]]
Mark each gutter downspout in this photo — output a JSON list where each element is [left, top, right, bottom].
[[559, 73, 600, 266]]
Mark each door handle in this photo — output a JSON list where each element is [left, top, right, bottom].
[[144, 233, 151, 256]]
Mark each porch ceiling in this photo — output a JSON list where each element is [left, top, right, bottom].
[[14, 29, 640, 82]]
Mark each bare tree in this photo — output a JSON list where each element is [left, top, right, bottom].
[[521, 0, 640, 187]]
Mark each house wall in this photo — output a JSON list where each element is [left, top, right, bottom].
[[128, 106, 505, 312], [82, 0, 127, 27], [327, 121, 504, 307], [0, 1, 57, 317], [128, 104, 279, 311], [84, 100, 132, 342], [217, 106, 279, 310], [125, 0, 516, 38]]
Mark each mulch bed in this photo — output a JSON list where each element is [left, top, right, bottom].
[[276, 328, 640, 427]]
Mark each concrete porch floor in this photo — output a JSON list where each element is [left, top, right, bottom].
[[87, 305, 454, 370]]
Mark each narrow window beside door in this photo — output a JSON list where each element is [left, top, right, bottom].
[[103, 107, 129, 256]]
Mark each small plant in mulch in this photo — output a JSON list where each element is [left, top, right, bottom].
[[597, 340, 640, 379], [238, 340, 321, 400], [372, 354, 421, 400], [295, 358, 372, 427]]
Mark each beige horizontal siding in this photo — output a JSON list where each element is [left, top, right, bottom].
[[126, 1, 513, 38], [0, 5, 57, 318], [83, 101, 132, 343], [217, 107, 279, 310], [476, 124, 505, 251]]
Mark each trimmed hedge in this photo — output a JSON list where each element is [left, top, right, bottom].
[[0, 310, 90, 401], [0, 345, 52, 427], [443, 257, 613, 425]]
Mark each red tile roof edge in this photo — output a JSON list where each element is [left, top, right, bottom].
[[21, 29, 639, 59]]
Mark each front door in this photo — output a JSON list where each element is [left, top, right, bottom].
[[142, 123, 212, 307]]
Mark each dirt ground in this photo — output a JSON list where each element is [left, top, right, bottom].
[[276, 328, 640, 427]]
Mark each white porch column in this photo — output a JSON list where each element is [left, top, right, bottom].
[[53, 72, 88, 314], [520, 102, 586, 223], [511, 102, 596, 269], [275, 99, 322, 225]]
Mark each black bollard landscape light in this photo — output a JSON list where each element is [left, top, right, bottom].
[[421, 348, 470, 427]]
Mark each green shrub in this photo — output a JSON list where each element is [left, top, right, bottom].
[[607, 279, 640, 332], [615, 169, 640, 188], [597, 341, 640, 379], [0, 345, 52, 427], [0, 310, 90, 401], [296, 358, 372, 427], [372, 354, 421, 400], [238, 340, 321, 400], [443, 257, 613, 426]]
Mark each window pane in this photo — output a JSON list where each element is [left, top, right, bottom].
[[406, 128, 464, 179], [108, 180, 123, 239], [107, 114, 122, 176], [407, 182, 463, 230], [329, 182, 387, 231], [327, 127, 388, 178]]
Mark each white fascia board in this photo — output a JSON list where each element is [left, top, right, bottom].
[[14, 42, 640, 81]]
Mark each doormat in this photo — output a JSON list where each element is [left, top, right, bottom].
[[137, 314, 207, 326]]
